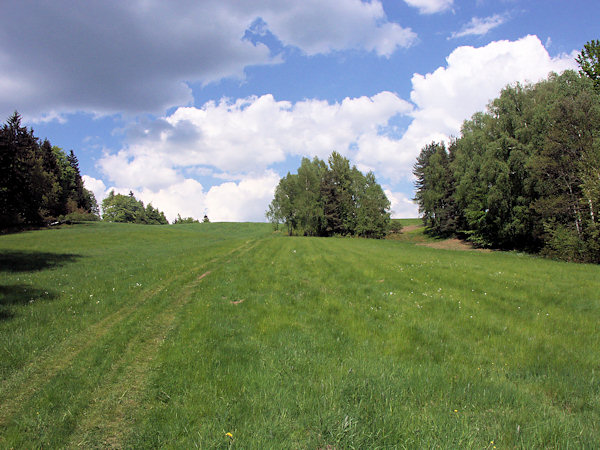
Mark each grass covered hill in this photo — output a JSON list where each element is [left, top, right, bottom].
[[1, 221, 599, 447]]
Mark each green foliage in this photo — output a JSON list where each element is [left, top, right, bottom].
[[541, 220, 589, 262], [413, 142, 457, 236], [269, 171, 301, 235], [0, 112, 98, 228], [296, 157, 326, 235], [354, 171, 391, 238], [172, 214, 199, 224], [322, 152, 356, 235], [414, 69, 600, 261], [387, 219, 404, 234], [268, 152, 390, 238], [59, 210, 101, 223], [576, 39, 600, 89], [101, 191, 168, 225]]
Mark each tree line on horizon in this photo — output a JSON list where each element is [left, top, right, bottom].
[[0, 112, 98, 228], [100, 191, 210, 225], [267, 152, 391, 238], [0, 111, 191, 228], [413, 42, 600, 262], [101, 190, 169, 225]]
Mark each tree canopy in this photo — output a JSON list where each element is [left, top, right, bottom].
[[172, 214, 199, 224], [267, 152, 390, 238], [0, 112, 98, 228], [101, 191, 168, 225], [414, 69, 600, 262], [576, 39, 600, 89]]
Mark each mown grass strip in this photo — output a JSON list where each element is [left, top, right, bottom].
[[65, 239, 261, 448], [0, 223, 270, 447]]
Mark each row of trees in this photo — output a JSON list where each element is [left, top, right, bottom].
[[0, 112, 98, 228], [414, 68, 600, 262], [267, 152, 391, 238], [0, 112, 176, 228], [101, 193, 214, 225], [173, 214, 210, 224], [101, 191, 168, 225]]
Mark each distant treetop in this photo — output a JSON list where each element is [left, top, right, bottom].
[[101, 191, 168, 225], [173, 214, 199, 224], [576, 39, 600, 89]]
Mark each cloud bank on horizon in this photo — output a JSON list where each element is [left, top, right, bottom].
[[0, 1, 589, 222]]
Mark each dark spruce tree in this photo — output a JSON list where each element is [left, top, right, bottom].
[[0, 112, 99, 228], [0, 112, 47, 225]]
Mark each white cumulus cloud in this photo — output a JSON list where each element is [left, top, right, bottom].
[[450, 14, 507, 39], [92, 35, 577, 222], [260, 0, 416, 57], [362, 35, 577, 181], [82, 175, 107, 208], [135, 172, 279, 223], [87, 172, 279, 223], [384, 189, 419, 218], [99, 92, 413, 187], [403, 0, 454, 14], [204, 172, 281, 222], [96, 91, 414, 221]]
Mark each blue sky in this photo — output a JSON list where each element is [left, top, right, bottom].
[[1, 0, 598, 221]]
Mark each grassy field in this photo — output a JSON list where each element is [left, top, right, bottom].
[[1, 222, 599, 448]]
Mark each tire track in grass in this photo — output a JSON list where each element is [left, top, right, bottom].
[[0, 239, 259, 441], [0, 281, 192, 448], [0, 277, 180, 428], [65, 239, 262, 447], [65, 269, 212, 448]]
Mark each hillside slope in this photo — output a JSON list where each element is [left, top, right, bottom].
[[1, 222, 599, 447]]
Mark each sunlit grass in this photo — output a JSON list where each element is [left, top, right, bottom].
[[1, 222, 598, 447]]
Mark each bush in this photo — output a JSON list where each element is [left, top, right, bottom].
[[541, 222, 589, 262], [388, 220, 403, 234]]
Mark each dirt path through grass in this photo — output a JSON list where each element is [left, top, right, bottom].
[[401, 224, 421, 232], [417, 238, 491, 252]]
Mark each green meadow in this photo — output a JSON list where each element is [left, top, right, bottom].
[[1, 222, 599, 448]]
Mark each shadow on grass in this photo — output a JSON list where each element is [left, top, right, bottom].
[[0, 284, 58, 305], [0, 250, 79, 321], [0, 250, 82, 273], [0, 284, 59, 321]]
